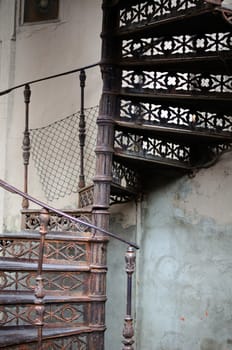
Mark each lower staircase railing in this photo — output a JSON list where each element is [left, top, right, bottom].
[[0, 178, 139, 349]]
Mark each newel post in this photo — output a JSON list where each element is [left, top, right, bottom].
[[22, 84, 31, 209], [122, 246, 136, 350], [78, 69, 86, 189], [34, 208, 49, 350]]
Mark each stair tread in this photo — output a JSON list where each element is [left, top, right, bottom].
[[119, 53, 232, 74], [0, 230, 94, 240], [116, 5, 229, 38], [0, 291, 106, 304], [119, 90, 232, 113], [0, 258, 91, 271], [115, 120, 232, 144], [114, 150, 192, 170], [21, 207, 93, 214], [0, 325, 98, 347]]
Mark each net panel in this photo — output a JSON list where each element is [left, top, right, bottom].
[[30, 106, 98, 201]]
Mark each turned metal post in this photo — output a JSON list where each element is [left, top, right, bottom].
[[34, 208, 49, 350], [122, 246, 136, 350], [78, 69, 86, 188], [22, 84, 31, 209]]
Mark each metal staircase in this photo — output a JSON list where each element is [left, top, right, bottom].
[[93, 0, 232, 204], [0, 0, 232, 349], [0, 180, 138, 349]]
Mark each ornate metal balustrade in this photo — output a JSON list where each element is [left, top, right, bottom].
[[0, 179, 139, 349]]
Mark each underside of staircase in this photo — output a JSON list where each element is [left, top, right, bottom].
[[1, 0, 232, 349]]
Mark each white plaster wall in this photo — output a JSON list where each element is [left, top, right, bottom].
[[0, 1, 17, 232], [1, 0, 102, 230]]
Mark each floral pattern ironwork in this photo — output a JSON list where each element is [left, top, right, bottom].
[[119, 0, 205, 28], [119, 99, 232, 132], [122, 32, 232, 58], [122, 70, 232, 93], [114, 130, 191, 164]]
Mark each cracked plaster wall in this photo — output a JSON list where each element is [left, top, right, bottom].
[[135, 152, 232, 350], [106, 152, 232, 350]]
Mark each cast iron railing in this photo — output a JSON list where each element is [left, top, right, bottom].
[[0, 62, 99, 208], [0, 178, 139, 349]]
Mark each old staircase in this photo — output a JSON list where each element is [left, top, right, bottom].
[[1, 0, 232, 349]]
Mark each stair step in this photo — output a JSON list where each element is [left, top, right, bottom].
[[0, 299, 105, 328], [0, 325, 99, 348], [115, 120, 232, 144], [0, 230, 93, 241], [119, 53, 232, 74], [120, 89, 232, 112], [0, 291, 106, 304], [0, 231, 108, 266], [21, 208, 93, 232], [0, 258, 91, 271], [117, 4, 229, 38], [114, 149, 192, 170]]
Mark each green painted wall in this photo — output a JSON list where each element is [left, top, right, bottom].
[[107, 152, 232, 350]]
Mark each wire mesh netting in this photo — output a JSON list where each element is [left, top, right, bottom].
[[30, 106, 99, 201]]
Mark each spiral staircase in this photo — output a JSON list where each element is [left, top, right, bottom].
[[0, 0, 232, 349], [95, 0, 232, 206]]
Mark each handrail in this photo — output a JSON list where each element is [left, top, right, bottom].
[[0, 178, 139, 249], [0, 62, 100, 96]]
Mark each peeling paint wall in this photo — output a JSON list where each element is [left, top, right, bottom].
[[135, 152, 232, 350], [1, 2, 232, 349], [106, 152, 232, 350], [106, 202, 137, 349]]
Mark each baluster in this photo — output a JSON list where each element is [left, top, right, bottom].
[[22, 84, 31, 209], [34, 208, 49, 350], [122, 246, 136, 350], [79, 69, 86, 188]]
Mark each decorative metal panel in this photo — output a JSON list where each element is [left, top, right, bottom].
[[114, 130, 190, 163], [119, 0, 205, 28], [0, 239, 89, 264], [0, 271, 88, 294], [122, 70, 232, 93], [112, 160, 138, 189], [122, 32, 232, 58], [23, 211, 92, 232], [119, 100, 232, 132], [6, 334, 88, 350], [0, 303, 85, 326]]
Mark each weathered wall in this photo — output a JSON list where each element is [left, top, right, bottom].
[[136, 151, 232, 350], [0, 1, 17, 232], [106, 202, 137, 349], [1, 2, 232, 350], [0, 0, 102, 231]]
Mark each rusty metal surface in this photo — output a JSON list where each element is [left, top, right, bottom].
[[22, 84, 31, 210]]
